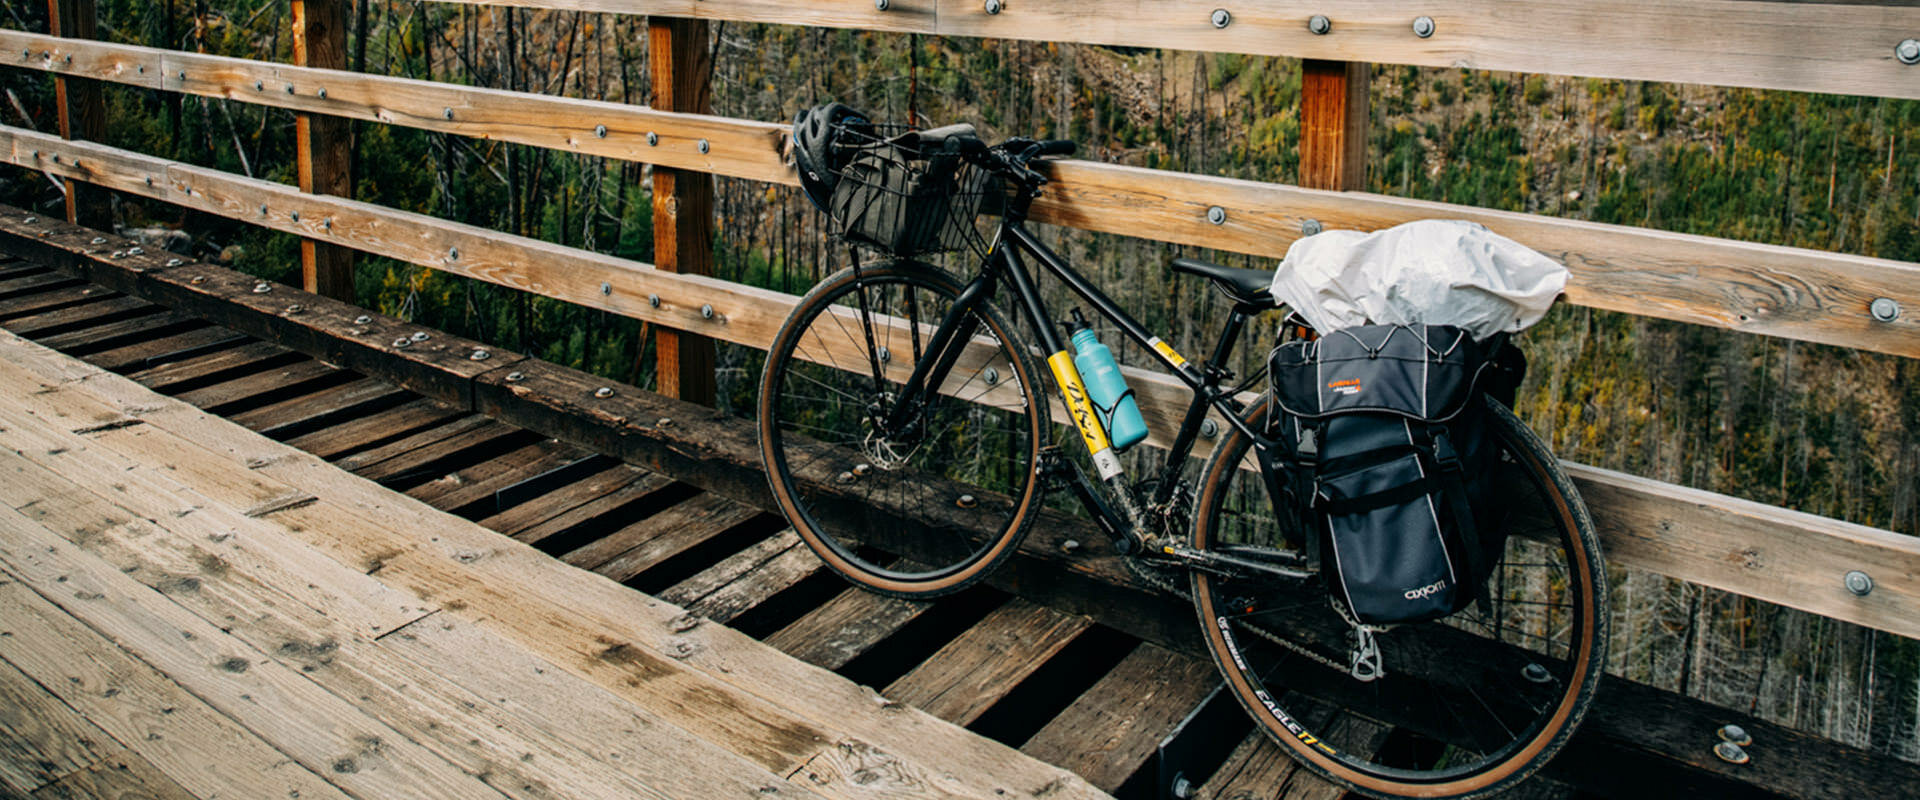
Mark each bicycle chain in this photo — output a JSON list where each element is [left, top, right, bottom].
[[1122, 555, 1356, 676]]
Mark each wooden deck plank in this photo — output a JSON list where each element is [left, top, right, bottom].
[[0, 284, 111, 321], [0, 332, 1108, 800], [283, 396, 467, 460], [0, 656, 120, 796], [1019, 643, 1219, 792], [883, 599, 1093, 726], [123, 340, 290, 392], [28, 749, 201, 800], [0, 270, 82, 302], [334, 415, 524, 483], [763, 585, 933, 671], [4, 295, 156, 338], [488, 467, 673, 542], [579, 492, 762, 579], [0, 577, 353, 800], [169, 357, 339, 410], [0, 506, 514, 800], [660, 529, 824, 623], [38, 311, 203, 354], [406, 439, 582, 511], [226, 375, 405, 438], [0, 434, 807, 800], [79, 325, 243, 373]]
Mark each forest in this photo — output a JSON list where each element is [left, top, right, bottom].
[[0, 0, 1915, 764]]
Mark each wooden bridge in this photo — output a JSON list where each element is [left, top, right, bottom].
[[0, 2, 1917, 799]]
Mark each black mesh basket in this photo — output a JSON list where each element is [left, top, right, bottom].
[[823, 123, 999, 259]]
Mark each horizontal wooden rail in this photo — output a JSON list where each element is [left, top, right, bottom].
[[2, 137, 1917, 642], [5, 30, 1916, 361], [432, 0, 1920, 101]]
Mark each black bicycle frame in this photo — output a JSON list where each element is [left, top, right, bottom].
[[886, 210, 1277, 520]]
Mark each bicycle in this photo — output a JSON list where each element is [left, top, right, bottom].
[[758, 112, 1607, 799]]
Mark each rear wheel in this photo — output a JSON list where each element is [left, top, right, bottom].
[[1189, 396, 1606, 799], [759, 260, 1049, 597]]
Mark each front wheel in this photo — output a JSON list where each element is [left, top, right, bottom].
[[759, 260, 1050, 598], [1189, 395, 1607, 799]]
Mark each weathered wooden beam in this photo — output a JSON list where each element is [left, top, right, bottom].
[[1297, 59, 1367, 192], [423, 1, 1920, 102], [648, 17, 716, 405], [291, 0, 355, 300], [2, 31, 1912, 360], [43, 0, 107, 229]]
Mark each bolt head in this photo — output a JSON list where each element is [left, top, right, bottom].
[[698, 139, 711, 154], [285, 303, 304, 314], [647, 131, 659, 146], [876, 345, 891, 363], [285, 83, 295, 94], [505, 371, 526, 383], [1308, 14, 1332, 35], [648, 294, 662, 308], [1301, 218, 1324, 236], [443, 107, 455, 120], [1718, 724, 1752, 747], [1870, 297, 1901, 322], [601, 282, 613, 295], [354, 315, 372, 325], [1713, 741, 1750, 765], [701, 304, 716, 320], [21, 216, 35, 223], [254, 282, 275, 294], [1899, 39, 1920, 65], [983, 367, 1000, 385], [318, 88, 328, 99], [1206, 205, 1227, 225], [290, 211, 300, 222], [875, 0, 889, 9], [166, 258, 184, 267], [447, 247, 460, 261], [190, 275, 206, 285], [392, 337, 412, 349], [470, 349, 491, 361], [1413, 16, 1436, 38], [957, 494, 978, 508], [255, 80, 264, 91], [1845, 570, 1874, 596], [1210, 8, 1231, 28], [1200, 419, 1220, 439], [410, 331, 431, 343], [594, 387, 615, 399], [1521, 662, 1552, 684], [90, 237, 105, 245], [595, 124, 608, 138], [985, 0, 1002, 14]]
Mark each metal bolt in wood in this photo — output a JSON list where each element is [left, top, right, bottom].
[[1308, 14, 1331, 34]]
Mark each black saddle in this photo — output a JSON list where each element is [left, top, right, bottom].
[[1171, 258, 1279, 309]]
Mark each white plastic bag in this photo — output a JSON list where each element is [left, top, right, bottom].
[[1269, 219, 1568, 340]]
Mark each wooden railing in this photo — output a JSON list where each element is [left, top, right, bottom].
[[5, 3, 1919, 649]]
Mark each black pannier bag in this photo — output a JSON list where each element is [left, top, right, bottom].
[[1267, 324, 1525, 625]]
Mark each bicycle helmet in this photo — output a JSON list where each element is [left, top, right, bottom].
[[792, 102, 872, 211]]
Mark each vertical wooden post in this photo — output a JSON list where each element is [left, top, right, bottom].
[[1298, 60, 1369, 192], [292, 0, 354, 300], [45, 0, 108, 229], [649, 17, 716, 406]]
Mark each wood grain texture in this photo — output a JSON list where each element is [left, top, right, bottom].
[[29, 749, 202, 800], [0, 655, 118, 796], [291, 0, 353, 300], [1297, 59, 1367, 192], [1, 39, 1915, 361], [1018, 643, 1218, 792], [0, 576, 354, 800], [399, 1, 1920, 101], [42, 0, 107, 229], [649, 17, 717, 405], [883, 599, 1092, 726], [763, 584, 932, 671]]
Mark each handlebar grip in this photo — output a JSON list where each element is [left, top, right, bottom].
[[1034, 140, 1078, 158]]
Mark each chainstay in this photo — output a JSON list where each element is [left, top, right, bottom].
[[1122, 556, 1354, 675]]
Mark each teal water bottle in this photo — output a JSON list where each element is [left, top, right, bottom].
[[1068, 309, 1149, 452]]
